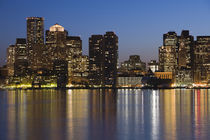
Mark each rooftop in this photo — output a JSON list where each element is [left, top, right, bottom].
[[50, 23, 64, 32]]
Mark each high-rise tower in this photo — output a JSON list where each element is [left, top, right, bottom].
[[27, 17, 44, 46], [104, 32, 118, 87], [89, 35, 104, 86], [159, 32, 178, 72], [26, 17, 44, 70], [178, 30, 194, 69], [89, 32, 118, 87], [46, 23, 68, 48], [6, 45, 15, 76], [194, 36, 210, 84], [14, 38, 29, 76]]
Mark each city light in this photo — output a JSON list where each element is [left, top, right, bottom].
[[0, 18, 209, 89]]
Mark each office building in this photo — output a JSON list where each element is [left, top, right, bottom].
[[154, 72, 173, 80], [46, 24, 68, 48], [104, 32, 118, 87], [159, 31, 178, 73], [45, 24, 68, 69], [194, 36, 210, 84], [178, 30, 194, 69], [175, 70, 192, 87], [89, 32, 118, 87], [53, 59, 68, 88], [26, 17, 44, 70], [15, 38, 27, 61], [159, 45, 177, 72], [172, 30, 195, 86], [66, 36, 82, 77], [6, 45, 15, 76], [120, 55, 146, 74], [14, 38, 29, 76], [77, 55, 89, 77], [89, 35, 104, 86], [27, 17, 44, 46], [117, 76, 142, 88]]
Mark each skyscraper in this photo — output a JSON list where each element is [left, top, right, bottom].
[[27, 17, 44, 46], [177, 30, 194, 69], [26, 17, 44, 70], [66, 36, 82, 77], [53, 59, 68, 88], [15, 38, 27, 61], [45, 24, 68, 69], [104, 32, 118, 87], [159, 32, 178, 72], [89, 32, 118, 87], [14, 38, 29, 76], [45, 23, 86, 85], [6, 45, 15, 76], [194, 36, 210, 84], [46, 24, 68, 48], [79, 55, 89, 77], [175, 30, 194, 86], [89, 35, 104, 86], [159, 30, 200, 86]]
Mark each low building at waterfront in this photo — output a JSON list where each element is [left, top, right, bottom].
[[117, 75, 142, 88], [154, 72, 173, 80]]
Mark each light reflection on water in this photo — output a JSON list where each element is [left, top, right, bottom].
[[0, 89, 209, 140]]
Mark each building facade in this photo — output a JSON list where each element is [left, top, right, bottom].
[[46, 24, 68, 48], [177, 30, 194, 69], [175, 70, 193, 87], [26, 17, 44, 70], [45, 24, 68, 69], [27, 17, 44, 46], [120, 55, 146, 73], [158, 30, 210, 87], [89, 32, 118, 87], [89, 35, 104, 86], [6, 45, 15, 76], [159, 32, 178, 73], [66, 36, 82, 77], [117, 76, 142, 88], [194, 36, 210, 85], [104, 32, 118, 87], [14, 38, 29, 76], [53, 59, 68, 88]]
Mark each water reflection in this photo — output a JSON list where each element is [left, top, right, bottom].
[[0, 89, 209, 140]]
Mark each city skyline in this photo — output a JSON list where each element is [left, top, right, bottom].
[[0, 1, 210, 140], [1, 0, 210, 66], [2, 16, 208, 88]]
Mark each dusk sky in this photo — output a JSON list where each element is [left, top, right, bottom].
[[1, 0, 210, 66]]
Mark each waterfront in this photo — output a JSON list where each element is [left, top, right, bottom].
[[0, 89, 210, 140]]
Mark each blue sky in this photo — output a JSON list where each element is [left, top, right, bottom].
[[1, 0, 210, 66]]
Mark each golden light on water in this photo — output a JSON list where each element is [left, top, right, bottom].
[[1, 89, 210, 139]]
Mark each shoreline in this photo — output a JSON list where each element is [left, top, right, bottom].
[[0, 87, 209, 90]]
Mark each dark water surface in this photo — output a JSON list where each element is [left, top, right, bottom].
[[0, 89, 209, 140]]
